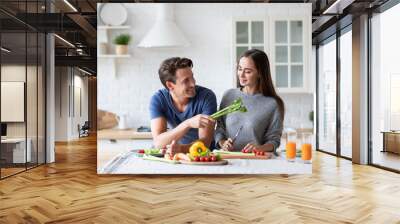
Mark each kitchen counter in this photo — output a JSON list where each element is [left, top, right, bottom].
[[98, 150, 312, 174], [97, 128, 153, 140]]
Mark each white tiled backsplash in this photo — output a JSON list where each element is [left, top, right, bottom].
[[281, 93, 314, 129]]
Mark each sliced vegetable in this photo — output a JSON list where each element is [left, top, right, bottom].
[[144, 148, 162, 155], [215, 153, 221, 161], [164, 154, 173, 160], [172, 153, 191, 161], [143, 155, 179, 164]]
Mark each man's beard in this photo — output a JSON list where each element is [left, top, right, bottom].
[[186, 88, 196, 97]]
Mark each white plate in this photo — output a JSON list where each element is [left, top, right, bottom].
[[100, 3, 127, 26]]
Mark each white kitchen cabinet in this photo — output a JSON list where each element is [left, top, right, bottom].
[[232, 5, 311, 93], [270, 16, 311, 93], [233, 19, 266, 62]]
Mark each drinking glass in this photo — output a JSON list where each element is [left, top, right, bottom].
[[301, 133, 312, 163], [286, 131, 297, 162]]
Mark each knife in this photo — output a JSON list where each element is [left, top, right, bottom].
[[232, 125, 243, 143]]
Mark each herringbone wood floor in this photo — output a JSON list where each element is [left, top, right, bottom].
[[1, 135, 400, 224]]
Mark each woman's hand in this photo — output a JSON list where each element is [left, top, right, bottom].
[[220, 138, 234, 151], [242, 143, 275, 153], [242, 143, 260, 152]]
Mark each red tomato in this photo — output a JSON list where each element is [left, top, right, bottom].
[[204, 157, 209, 162], [200, 157, 205, 162], [194, 156, 200, 162], [210, 156, 217, 162], [138, 149, 145, 154]]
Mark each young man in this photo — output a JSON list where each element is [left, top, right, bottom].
[[149, 57, 217, 155]]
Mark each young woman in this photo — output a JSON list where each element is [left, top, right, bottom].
[[215, 49, 285, 152]]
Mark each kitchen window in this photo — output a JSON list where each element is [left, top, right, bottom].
[[339, 27, 352, 159], [370, 3, 400, 172], [317, 35, 337, 155]]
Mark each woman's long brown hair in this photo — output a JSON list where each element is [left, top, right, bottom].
[[237, 49, 285, 120]]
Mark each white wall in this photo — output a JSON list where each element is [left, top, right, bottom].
[[98, 3, 313, 130], [1, 65, 40, 137], [281, 93, 314, 129], [55, 67, 89, 141], [1, 64, 46, 163], [55, 67, 68, 141]]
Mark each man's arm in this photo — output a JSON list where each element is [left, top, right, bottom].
[[151, 117, 191, 149], [164, 122, 214, 155], [151, 115, 215, 153], [198, 122, 215, 149], [198, 90, 218, 149]]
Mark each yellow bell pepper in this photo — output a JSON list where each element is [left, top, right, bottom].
[[189, 141, 208, 158]]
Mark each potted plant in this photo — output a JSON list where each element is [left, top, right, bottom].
[[309, 111, 314, 124], [113, 34, 131, 55]]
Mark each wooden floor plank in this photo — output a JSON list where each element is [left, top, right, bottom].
[[0, 135, 399, 223]]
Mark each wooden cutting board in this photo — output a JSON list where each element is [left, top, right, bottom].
[[142, 155, 180, 164], [179, 160, 228, 166], [213, 150, 273, 160], [142, 155, 228, 165]]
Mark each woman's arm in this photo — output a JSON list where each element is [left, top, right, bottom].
[[214, 94, 228, 149], [262, 106, 283, 151], [242, 106, 283, 152]]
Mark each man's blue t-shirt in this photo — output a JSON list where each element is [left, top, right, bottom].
[[149, 85, 217, 145]]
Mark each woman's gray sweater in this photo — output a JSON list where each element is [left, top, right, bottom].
[[214, 88, 283, 151]]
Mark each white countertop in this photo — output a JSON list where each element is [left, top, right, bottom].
[[98, 151, 312, 175], [97, 128, 153, 139]]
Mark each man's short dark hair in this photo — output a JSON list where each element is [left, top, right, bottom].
[[158, 57, 193, 88]]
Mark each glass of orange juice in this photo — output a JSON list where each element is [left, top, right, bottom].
[[301, 133, 312, 163], [286, 141, 296, 162], [285, 130, 297, 162]]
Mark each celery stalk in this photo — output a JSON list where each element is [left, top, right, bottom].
[[210, 98, 247, 119]]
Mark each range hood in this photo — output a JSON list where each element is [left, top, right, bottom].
[[138, 4, 190, 48]]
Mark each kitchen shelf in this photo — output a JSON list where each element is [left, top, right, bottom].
[[97, 24, 132, 79]]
